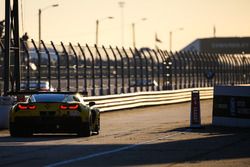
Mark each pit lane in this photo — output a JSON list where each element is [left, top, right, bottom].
[[0, 100, 249, 167]]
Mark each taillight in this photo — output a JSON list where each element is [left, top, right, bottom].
[[69, 104, 79, 110], [18, 104, 36, 110], [60, 105, 68, 110], [18, 104, 28, 110], [28, 105, 36, 110], [59, 104, 79, 110]]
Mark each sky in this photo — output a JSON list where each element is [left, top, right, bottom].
[[1, 0, 250, 51]]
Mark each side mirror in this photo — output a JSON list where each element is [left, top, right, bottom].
[[89, 101, 96, 107]]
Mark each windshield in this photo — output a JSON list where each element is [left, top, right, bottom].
[[30, 94, 67, 102]]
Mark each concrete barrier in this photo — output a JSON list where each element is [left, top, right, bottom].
[[212, 86, 250, 127], [0, 96, 14, 129], [84, 87, 213, 112]]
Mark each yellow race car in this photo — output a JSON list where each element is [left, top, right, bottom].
[[9, 92, 100, 137]]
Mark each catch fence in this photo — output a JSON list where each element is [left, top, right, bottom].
[[0, 39, 249, 96]]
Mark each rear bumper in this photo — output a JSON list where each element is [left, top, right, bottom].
[[11, 116, 85, 133]]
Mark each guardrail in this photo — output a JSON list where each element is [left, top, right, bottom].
[[84, 87, 213, 112]]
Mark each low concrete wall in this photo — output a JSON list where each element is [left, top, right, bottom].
[[0, 96, 14, 129], [84, 87, 213, 112]]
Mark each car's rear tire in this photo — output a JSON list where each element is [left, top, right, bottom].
[[78, 121, 92, 137], [9, 123, 33, 137]]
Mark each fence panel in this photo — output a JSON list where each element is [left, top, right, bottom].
[[1, 39, 250, 95]]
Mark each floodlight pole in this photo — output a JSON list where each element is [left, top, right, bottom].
[[4, 0, 11, 95]]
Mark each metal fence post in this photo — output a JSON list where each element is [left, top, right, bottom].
[[195, 52, 201, 87], [110, 46, 118, 94], [224, 54, 231, 85], [185, 52, 191, 88], [94, 45, 103, 95], [152, 50, 161, 91], [198, 52, 204, 87], [103, 46, 111, 95], [238, 54, 243, 84], [130, 48, 137, 92], [229, 54, 235, 85], [21, 40, 30, 90], [51, 41, 61, 91], [188, 51, 196, 88], [157, 49, 165, 90], [219, 53, 224, 85], [61, 42, 70, 91], [202, 52, 207, 87], [41, 40, 52, 90], [170, 51, 177, 90], [245, 56, 250, 84], [123, 47, 131, 93], [135, 48, 143, 92], [210, 53, 216, 87], [31, 39, 41, 90], [191, 51, 199, 88], [180, 52, 187, 88], [221, 54, 227, 85], [141, 50, 149, 91], [86, 44, 95, 96], [164, 51, 173, 90], [69, 43, 79, 92], [236, 54, 241, 85], [147, 50, 155, 91], [175, 52, 182, 89], [246, 56, 250, 84], [116, 47, 125, 93], [78, 43, 87, 94], [205, 52, 213, 87]]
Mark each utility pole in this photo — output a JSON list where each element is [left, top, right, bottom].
[[38, 4, 59, 50]]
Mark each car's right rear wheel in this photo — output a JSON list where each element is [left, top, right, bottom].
[[78, 121, 91, 137]]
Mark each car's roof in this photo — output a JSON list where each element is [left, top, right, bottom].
[[32, 92, 81, 96], [30, 93, 84, 103]]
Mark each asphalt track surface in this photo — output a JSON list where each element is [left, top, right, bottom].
[[0, 100, 249, 167]]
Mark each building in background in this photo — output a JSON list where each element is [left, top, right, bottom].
[[181, 37, 250, 54]]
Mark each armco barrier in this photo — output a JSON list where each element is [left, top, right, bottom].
[[84, 87, 213, 112]]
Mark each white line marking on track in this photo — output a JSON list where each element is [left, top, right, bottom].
[[45, 131, 187, 167]]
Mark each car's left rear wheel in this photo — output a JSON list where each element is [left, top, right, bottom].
[[9, 123, 33, 137]]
